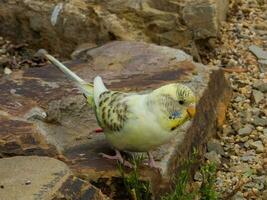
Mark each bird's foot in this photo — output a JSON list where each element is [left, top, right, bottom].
[[99, 150, 133, 168], [148, 158, 157, 168], [147, 152, 161, 170]]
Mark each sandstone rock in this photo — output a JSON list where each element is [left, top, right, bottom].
[[252, 175, 266, 186], [252, 89, 264, 104], [258, 59, 267, 72], [0, 156, 106, 200], [249, 45, 267, 60], [251, 107, 261, 116], [0, 116, 58, 157], [0, 41, 231, 197], [0, 0, 228, 57], [252, 117, 267, 127], [240, 155, 255, 162], [0, 48, 6, 54], [250, 141, 264, 153], [222, 125, 234, 135], [204, 151, 221, 165], [232, 191, 245, 200], [253, 81, 267, 93], [182, 0, 229, 39], [70, 43, 98, 60], [207, 140, 225, 155], [238, 124, 253, 136], [3, 67, 12, 75], [0, 56, 9, 69], [194, 171, 203, 181], [254, 22, 267, 30], [229, 163, 251, 173], [262, 190, 267, 200]]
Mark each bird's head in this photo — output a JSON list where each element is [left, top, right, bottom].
[[149, 83, 196, 131]]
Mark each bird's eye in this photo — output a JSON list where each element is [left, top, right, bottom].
[[179, 100, 184, 105]]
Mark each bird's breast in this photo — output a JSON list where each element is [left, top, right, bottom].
[[105, 112, 173, 152]]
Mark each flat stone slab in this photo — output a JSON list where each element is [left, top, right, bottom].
[[0, 41, 232, 197], [0, 156, 106, 200], [0, 116, 58, 157]]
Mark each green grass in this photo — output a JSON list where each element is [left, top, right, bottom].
[[162, 149, 218, 200], [118, 154, 151, 200], [161, 150, 198, 200], [161, 168, 198, 200], [199, 162, 218, 200], [118, 150, 218, 200]]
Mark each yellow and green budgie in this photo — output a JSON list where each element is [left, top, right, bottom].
[[37, 49, 196, 168]]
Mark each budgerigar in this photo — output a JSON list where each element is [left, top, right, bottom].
[[37, 49, 196, 168]]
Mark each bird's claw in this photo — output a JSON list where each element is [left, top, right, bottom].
[[99, 151, 133, 168], [147, 151, 161, 171], [122, 160, 133, 168]]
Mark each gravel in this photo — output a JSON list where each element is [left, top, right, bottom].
[[0, 37, 48, 75], [200, 1, 267, 199]]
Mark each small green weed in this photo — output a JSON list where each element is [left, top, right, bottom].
[[118, 150, 218, 200], [162, 149, 218, 200], [118, 154, 151, 200], [199, 162, 218, 200], [161, 150, 198, 200]]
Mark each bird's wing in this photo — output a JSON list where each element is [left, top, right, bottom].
[[96, 91, 130, 132]]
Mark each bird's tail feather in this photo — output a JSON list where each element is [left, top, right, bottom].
[[36, 49, 94, 104]]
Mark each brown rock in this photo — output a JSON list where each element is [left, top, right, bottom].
[[0, 116, 57, 157], [254, 22, 267, 30], [216, 100, 229, 126], [0, 0, 228, 57], [0, 156, 106, 200], [182, 0, 229, 39], [53, 176, 107, 200]]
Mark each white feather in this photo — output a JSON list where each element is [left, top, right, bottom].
[[51, 3, 64, 26], [93, 76, 108, 105]]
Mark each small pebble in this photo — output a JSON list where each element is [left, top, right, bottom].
[[4, 67, 12, 75], [238, 124, 253, 136], [25, 180, 31, 185], [250, 141, 264, 153], [252, 90, 264, 104]]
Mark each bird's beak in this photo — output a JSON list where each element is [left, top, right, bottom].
[[187, 104, 196, 118]]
